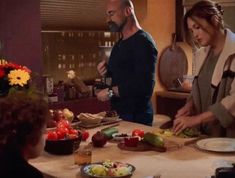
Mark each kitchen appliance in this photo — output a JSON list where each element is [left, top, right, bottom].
[[211, 164, 235, 178]]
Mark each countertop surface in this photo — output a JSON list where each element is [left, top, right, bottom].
[[156, 91, 190, 99], [30, 121, 235, 178]]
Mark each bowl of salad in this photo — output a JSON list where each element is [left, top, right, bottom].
[[80, 160, 135, 178]]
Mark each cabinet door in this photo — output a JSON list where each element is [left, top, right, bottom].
[[157, 95, 186, 119]]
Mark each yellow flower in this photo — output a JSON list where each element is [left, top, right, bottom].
[[8, 69, 30, 87]]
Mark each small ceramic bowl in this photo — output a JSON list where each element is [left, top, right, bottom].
[[112, 133, 130, 141]]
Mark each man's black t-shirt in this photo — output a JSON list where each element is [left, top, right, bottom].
[[107, 29, 157, 125]]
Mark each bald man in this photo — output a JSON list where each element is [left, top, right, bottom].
[[97, 0, 158, 126]]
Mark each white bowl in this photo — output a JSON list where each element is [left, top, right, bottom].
[[77, 113, 102, 125], [112, 133, 130, 141]]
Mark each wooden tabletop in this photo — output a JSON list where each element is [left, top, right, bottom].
[[30, 121, 235, 178]]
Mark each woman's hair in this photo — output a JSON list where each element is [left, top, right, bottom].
[[0, 91, 49, 152], [183, 0, 224, 46]]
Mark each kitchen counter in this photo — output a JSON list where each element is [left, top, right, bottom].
[[30, 121, 235, 178], [157, 90, 190, 99]]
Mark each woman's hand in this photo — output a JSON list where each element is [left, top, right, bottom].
[[175, 100, 194, 118], [173, 116, 201, 135], [173, 111, 215, 135], [97, 60, 107, 77]]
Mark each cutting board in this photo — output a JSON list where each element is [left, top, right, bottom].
[[118, 141, 166, 152], [164, 134, 207, 146], [117, 140, 180, 152], [158, 33, 188, 90], [158, 120, 207, 146], [153, 127, 207, 147]]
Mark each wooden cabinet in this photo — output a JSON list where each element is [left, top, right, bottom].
[[156, 91, 189, 119]]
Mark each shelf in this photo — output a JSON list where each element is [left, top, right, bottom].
[[49, 97, 111, 116]]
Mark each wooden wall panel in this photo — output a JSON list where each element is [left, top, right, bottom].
[[0, 0, 42, 75]]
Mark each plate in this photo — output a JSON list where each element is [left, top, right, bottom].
[[103, 116, 120, 122], [80, 162, 135, 178], [196, 138, 235, 153]]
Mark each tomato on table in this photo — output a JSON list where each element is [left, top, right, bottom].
[[132, 129, 145, 138], [82, 130, 89, 141]]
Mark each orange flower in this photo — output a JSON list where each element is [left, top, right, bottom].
[[8, 69, 30, 87]]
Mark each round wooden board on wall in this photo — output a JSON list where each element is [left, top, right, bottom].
[[158, 44, 188, 90]]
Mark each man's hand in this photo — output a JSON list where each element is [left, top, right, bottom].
[[96, 88, 109, 101], [97, 60, 107, 77]]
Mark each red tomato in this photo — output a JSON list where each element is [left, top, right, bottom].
[[69, 129, 78, 135], [57, 127, 69, 138], [47, 131, 58, 140], [82, 130, 89, 141], [57, 120, 71, 129], [132, 129, 145, 138], [56, 130, 66, 139]]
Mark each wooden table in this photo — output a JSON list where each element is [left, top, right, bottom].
[[30, 121, 235, 178]]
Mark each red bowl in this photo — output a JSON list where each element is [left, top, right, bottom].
[[44, 133, 82, 155]]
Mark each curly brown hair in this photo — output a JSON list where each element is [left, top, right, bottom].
[[183, 0, 225, 46], [0, 91, 49, 152]]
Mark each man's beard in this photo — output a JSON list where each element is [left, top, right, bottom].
[[107, 18, 127, 32]]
